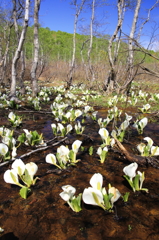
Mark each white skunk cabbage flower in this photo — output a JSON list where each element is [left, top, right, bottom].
[[72, 140, 82, 154], [125, 113, 132, 121], [46, 153, 57, 165], [83, 173, 104, 207], [12, 159, 25, 176], [11, 146, 17, 159], [123, 162, 138, 181], [137, 171, 145, 189], [151, 146, 159, 156], [90, 173, 103, 191], [57, 123, 64, 132], [75, 109, 82, 118], [137, 143, 145, 155], [138, 117, 148, 129], [59, 185, 76, 201], [0, 143, 8, 156], [23, 129, 32, 142], [66, 124, 73, 133], [25, 162, 38, 181], [144, 137, 153, 148], [82, 187, 104, 207], [108, 186, 121, 205], [99, 128, 109, 140], [4, 169, 22, 187], [8, 112, 16, 121]]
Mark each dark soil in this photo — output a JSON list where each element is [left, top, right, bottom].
[[0, 102, 159, 240]]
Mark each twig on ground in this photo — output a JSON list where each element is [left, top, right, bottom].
[[0, 137, 67, 168], [114, 138, 159, 168]]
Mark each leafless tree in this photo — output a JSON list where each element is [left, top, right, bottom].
[[0, 3, 14, 86], [30, 0, 41, 97], [12, 0, 26, 94], [122, 0, 142, 93], [103, 0, 159, 94], [103, 0, 125, 93], [66, 0, 86, 89], [10, 0, 30, 98]]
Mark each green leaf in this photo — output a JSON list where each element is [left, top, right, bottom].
[[18, 133, 26, 143], [70, 194, 82, 212], [21, 169, 32, 187], [122, 192, 130, 202], [69, 150, 75, 163], [19, 187, 31, 199], [133, 174, 140, 191], [103, 193, 112, 210], [89, 146, 93, 156], [123, 175, 135, 192]]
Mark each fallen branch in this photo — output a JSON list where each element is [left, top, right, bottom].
[[0, 137, 68, 167], [114, 138, 159, 168]]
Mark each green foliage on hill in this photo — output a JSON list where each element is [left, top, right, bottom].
[[24, 27, 157, 64]]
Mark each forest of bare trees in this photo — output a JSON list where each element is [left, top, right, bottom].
[[0, 0, 159, 98]]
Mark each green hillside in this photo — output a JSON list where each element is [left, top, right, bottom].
[[24, 27, 157, 64]]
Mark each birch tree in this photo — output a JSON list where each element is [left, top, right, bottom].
[[85, 0, 96, 87], [123, 0, 142, 93], [30, 0, 41, 97], [67, 0, 86, 89], [103, 0, 159, 94], [0, 3, 14, 86], [104, 0, 125, 93], [10, 0, 30, 98], [12, 0, 26, 94]]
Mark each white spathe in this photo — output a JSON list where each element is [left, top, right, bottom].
[[12, 159, 25, 176], [66, 124, 73, 133], [123, 162, 138, 181], [137, 143, 145, 154], [108, 187, 121, 205], [72, 140, 82, 154], [4, 169, 20, 185], [90, 173, 103, 191], [46, 153, 57, 165], [97, 147, 102, 156], [139, 117, 148, 128], [82, 187, 104, 206], [151, 146, 159, 156], [60, 185, 76, 201], [0, 143, 8, 156], [98, 128, 109, 140], [25, 162, 38, 180], [144, 137, 153, 148], [8, 112, 16, 121]]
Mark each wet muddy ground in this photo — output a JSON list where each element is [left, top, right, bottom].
[[0, 99, 159, 240]]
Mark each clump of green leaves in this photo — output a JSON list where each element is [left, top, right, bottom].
[[18, 129, 46, 146]]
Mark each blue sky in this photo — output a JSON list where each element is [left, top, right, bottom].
[[39, 0, 159, 50]]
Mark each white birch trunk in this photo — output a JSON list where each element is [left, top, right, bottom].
[[104, 0, 125, 92], [87, 0, 95, 87], [67, 0, 86, 89], [123, 0, 141, 92], [10, 0, 30, 97], [31, 0, 41, 97]]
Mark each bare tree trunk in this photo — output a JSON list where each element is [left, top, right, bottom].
[[31, 0, 41, 97], [0, 25, 11, 85], [104, 0, 125, 93], [122, 0, 141, 94], [12, 0, 25, 93], [10, 0, 30, 98], [67, 0, 86, 89], [19, 50, 25, 94], [87, 0, 96, 88]]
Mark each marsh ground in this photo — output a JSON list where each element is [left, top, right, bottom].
[[0, 83, 159, 240]]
